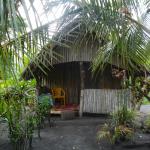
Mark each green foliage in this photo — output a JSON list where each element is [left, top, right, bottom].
[[142, 99, 150, 105], [0, 79, 15, 88], [112, 125, 134, 143], [36, 94, 52, 126], [0, 79, 53, 148], [143, 117, 150, 133], [97, 106, 136, 144], [0, 79, 37, 149], [97, 124, 112, 143], [145, 118, 150, 129], [126, 77, 150, 109], [112, 106, 136, 127], [37, 92, 53, 133], [0, 0, 55, 79], [51, 0, 150, 74]]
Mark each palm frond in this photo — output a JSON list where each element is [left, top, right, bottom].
[[0, 0, 59, 79], [50, 0, 150, 74]]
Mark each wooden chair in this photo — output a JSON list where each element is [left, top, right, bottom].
[[51, 88, 66, 105]]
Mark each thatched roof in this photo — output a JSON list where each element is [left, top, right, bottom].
[[21, 17, 148, 80], [21, 18, 105, 79]]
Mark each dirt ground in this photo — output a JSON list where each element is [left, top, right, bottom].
[[0, 117, 150, 150]]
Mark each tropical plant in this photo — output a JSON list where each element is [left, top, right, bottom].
[[125, 76, 150, 109], [112, 105, 136, 127], [97, 106, 136, 144], [1, 0, 150, 78], [143, 117, 150, 133], [46, 0, 150, 75], [0, 80, 37, 149], [36, 92, 52, 138], [0, 0, 58, 79]]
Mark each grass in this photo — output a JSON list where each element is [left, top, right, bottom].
[[142, 98, 150, 105]]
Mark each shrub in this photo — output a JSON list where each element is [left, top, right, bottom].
[[97, 106, 136, 144], [112, 106, 136, 127], [143, 117, 150, 133], [0, 80, 37, 150], [36, 94, 52, 130]]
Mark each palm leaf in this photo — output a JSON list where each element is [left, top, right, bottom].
[[0, 0, 59, 79], [49, 0, 150, 74]]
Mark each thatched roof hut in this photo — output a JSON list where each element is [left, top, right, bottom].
[[22, 20, 145, 114]]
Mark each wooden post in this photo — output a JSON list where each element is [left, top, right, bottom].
[[80, 62, 85, 89], [79, 90, 84, 117], [79, 62, 85, 117]]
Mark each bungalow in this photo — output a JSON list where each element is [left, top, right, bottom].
[[22, 20, 142, 115]]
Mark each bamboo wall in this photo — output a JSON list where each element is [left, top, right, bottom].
[[80, 89, 132, 115], [51, 39, 99, 65], [36, 62, 122, 104]]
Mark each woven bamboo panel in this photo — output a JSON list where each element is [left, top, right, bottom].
[[80, 89, 132, 115]]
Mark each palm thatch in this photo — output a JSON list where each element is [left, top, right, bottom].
[[21, 16, 148, 80]]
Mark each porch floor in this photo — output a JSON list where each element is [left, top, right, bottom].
[[51, 104, 79, 114]]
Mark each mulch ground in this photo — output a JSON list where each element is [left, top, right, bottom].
[[1, 117, 150, 150]]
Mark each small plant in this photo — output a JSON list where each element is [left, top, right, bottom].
[[37, 94, 52, 128], [112, 106, 136, 127], [113, 125, 134, 143], [97, 124, 112, 142], [145, 118, 150, 129], [125, 77, 150, 110], [143, 117, 150, 133], [36, 87, 53, 137], [97, 106, 136, 144]]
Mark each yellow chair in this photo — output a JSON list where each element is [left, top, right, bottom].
[[51, 88, 66, 105]]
